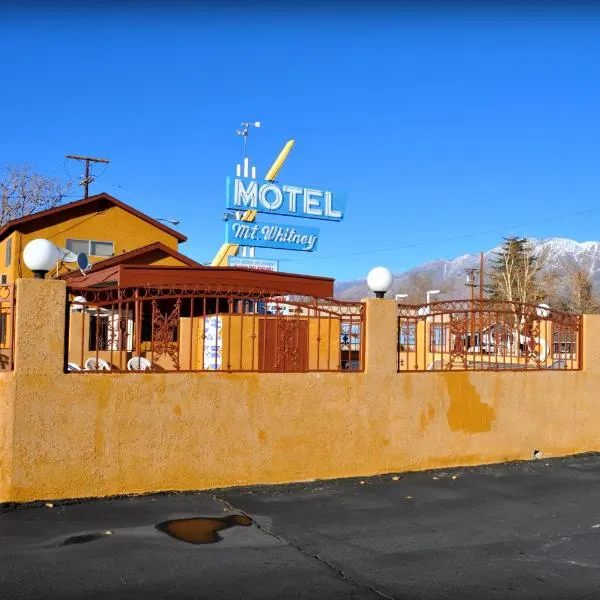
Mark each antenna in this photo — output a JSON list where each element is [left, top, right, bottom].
[[235, 121, 261, 161]]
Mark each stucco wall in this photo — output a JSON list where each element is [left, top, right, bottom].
[[2, 278, 599, 503]]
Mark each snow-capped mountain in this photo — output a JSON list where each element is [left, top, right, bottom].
[[335, 238, 600, 301]]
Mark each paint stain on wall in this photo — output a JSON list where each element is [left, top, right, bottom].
[[174, 405, 182, 417], [258, 429, 267, 442], [444, 373, 495, 433], [420, 403, 436, 432]]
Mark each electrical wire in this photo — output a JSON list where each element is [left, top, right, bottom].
[[278, 203, 600, 263]]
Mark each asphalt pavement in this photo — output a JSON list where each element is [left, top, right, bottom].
[[3, 453, 600, 599]]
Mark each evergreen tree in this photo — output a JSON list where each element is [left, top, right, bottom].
[[487, 236, 545, 305]]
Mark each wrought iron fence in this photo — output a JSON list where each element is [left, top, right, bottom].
[[397, 299, 582, 372], [65, 286, 365, 373], [0, 285, 15, 372]]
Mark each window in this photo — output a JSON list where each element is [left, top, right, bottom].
[[553, 329, 577, 357], [90, 241, 114, 257], [430, 324, 449, 353], [66, 239, 114, 257], [398, 323, 416, 351], [0, 275, 7, 285], [0, 313, 6, 346], [5, 238, 11, 267]]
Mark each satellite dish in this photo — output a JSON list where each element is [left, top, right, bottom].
[[77, 252, 89, 271], [56, 247, 78, 263]]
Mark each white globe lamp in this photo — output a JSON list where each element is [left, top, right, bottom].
[[367, 266, 393, 299], [22, 239, 60, 279]]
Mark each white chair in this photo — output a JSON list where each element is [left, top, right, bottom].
[[127, 356, 152, 371], [67, 362, 82, 372], [84, 357, 111, 371]]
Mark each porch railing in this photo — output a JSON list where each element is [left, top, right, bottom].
[[0, 285, 15, 372], [397, 299, 582, 372], [65, 286, 365, 373]]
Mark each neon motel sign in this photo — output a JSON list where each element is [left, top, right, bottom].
[[225, 176, 346, 252]]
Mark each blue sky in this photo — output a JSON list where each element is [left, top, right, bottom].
[[2, 3, 599, 281]]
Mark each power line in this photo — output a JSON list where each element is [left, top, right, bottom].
[[279, 203, 600, 263]]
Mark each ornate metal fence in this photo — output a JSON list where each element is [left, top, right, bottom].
[[65, 286, 365, 373], [397, 299, 582, 372], [0, 285, 15, 372]]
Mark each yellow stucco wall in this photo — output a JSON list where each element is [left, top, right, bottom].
[[4, 205, 181, 282], [1, 281, 599, 503]]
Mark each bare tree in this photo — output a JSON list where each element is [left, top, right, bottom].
[[564, 267, 598, 313], [0, 164, 73, 226]]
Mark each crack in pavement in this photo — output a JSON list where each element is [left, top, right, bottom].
[[209, 493, 396, 600]]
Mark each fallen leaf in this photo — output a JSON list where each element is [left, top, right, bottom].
[[360, 481, 366, 485], [392, 476, 400, 481], [432, 477, 439, 481], [45, 503, 53, 508], [451, 475, 458, 480], [405, 496, 412, 499]]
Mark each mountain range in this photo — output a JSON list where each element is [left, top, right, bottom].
[[334, 238, 600, 302]]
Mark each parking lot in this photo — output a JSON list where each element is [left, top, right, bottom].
[[3, 453, 600, 599]]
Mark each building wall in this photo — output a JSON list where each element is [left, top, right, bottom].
[[5, 206, 181, 282], [1, 278, 599, 503]]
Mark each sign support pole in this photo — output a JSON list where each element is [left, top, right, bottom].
[[211, 140, 295, 267]]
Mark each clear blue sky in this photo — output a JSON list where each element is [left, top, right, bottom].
[[2, 3, 599, 281]]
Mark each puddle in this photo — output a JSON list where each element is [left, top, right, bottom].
[[155, 514, 253, 544], [61, 532, 110, 546]]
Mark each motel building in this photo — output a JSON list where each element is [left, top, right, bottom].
[[0, 192, 363, 373]]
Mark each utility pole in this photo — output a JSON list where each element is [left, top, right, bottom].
[[465, 268, 477, 349], [65, 154, 110, 199]]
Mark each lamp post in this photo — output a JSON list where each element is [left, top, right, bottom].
[[465, 270, 478, 349], [22, 239, 60, 279], [367, 267, 393, 299]]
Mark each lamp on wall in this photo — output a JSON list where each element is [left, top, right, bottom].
[[367, 267, 393, 299], [22, 239, 60, 279]]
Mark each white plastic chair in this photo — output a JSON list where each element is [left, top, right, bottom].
[[127, 356, 152, 371], [84, 357, 111, 371], [67, 362, 82, 372]]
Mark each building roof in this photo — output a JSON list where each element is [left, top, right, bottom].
[[65, 264, 334, 298], [59, 242, 202, 280], [0, 192, 187, 243]]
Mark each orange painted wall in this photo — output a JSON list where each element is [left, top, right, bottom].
[[1, 280, 599, 503]]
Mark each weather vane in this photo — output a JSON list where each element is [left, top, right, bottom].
[[236, 121, 261, 160]]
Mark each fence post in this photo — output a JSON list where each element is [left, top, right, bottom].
[[363, 298, 398, 375], [14, 279, 67, 374]]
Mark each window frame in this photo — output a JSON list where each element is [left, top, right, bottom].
[[66, 238, 114, 257]]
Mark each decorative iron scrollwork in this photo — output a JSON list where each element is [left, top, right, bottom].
[[152, 299, 181, 370]]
